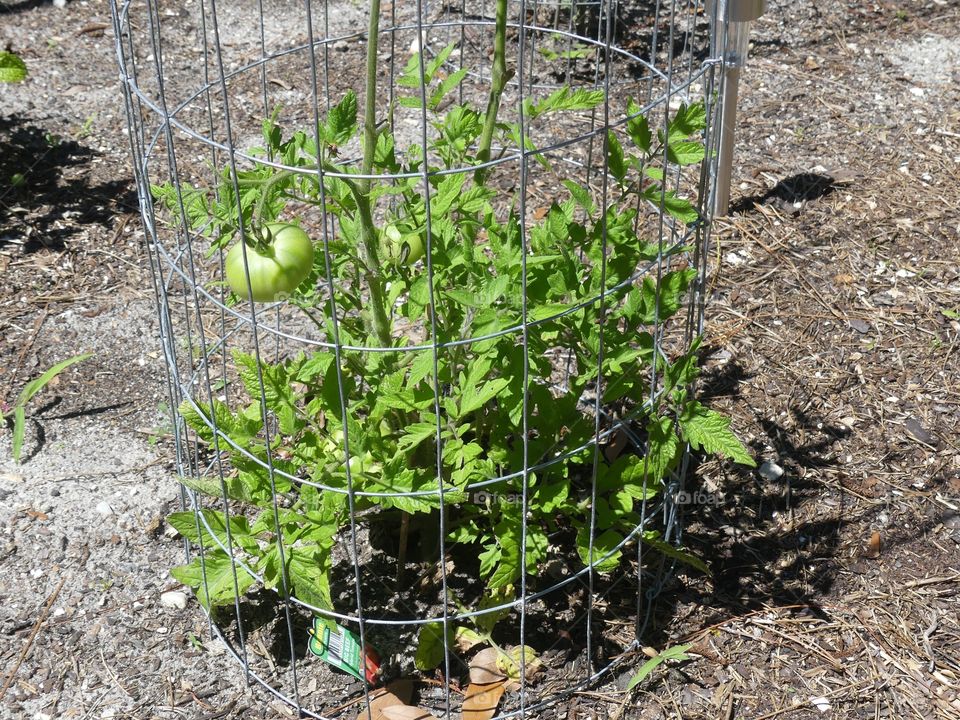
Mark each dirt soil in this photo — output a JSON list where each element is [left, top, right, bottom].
[[1, 0, 959, 719]]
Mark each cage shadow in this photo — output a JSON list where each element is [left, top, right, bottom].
[[0, 115, 136, 250]]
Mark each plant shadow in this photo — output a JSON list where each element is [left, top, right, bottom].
[[0, 115, 136, 251]]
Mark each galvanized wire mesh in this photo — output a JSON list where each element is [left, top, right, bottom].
[[112, 0, 724, 715]]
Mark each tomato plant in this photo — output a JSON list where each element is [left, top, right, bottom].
[[152, 9, 754, 678], [224, 223, 314, 302]]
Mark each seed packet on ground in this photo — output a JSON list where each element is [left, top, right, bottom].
[[308, 617, 382, 685]]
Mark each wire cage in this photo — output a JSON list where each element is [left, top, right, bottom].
[[112, 0, 726, 715]]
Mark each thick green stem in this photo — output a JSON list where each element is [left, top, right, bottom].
[[355, 0, 392, 348], [474, 0, 509, 185]]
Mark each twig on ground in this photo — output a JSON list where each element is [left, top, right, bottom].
[[0, 577, 66, 702]]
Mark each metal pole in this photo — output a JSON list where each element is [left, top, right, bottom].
[[712, 0, 765, 216], [714, 65, 740, 216]]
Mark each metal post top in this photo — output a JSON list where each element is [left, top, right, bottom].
[[725, 0, 767, 23]]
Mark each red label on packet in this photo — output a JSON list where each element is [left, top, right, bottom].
[[308, 618, 382, 686]]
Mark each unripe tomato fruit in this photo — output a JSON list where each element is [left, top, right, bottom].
[[384, 224, 425, 266], [399, 234, 425, 265], [224, 223, 314, 302]]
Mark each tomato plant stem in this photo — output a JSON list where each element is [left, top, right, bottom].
[[355, 0, 393, 348], [475, 0, 508, 185]]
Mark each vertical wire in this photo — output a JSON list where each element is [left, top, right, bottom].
[[194, 0, 253, 680], [204, 0, 303, 707], [138, 0, 221, 647], [641, 0, 681, 628], [159, 0, 257, 684], [190, 0, 232, 414], [412, 1, 453, 716], [303, 1, 374, 716], [257, 0, 269, 121], [516, 0, 532, 711], [110, 0, 193, 597], [322, 0, 332, 114], [583, 0, 616, 678]]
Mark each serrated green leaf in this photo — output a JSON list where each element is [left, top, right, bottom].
[[643, 187, 698, 224], [667, 140, 705, 166], [640, 415, 679, 484], [459, 377, 510, 417], [576, 526, 622, 573], [415, 622, 450, 670], [168, 508, 254, 553], [526, 86, 604, 120], [170, 552, 256, 610], [397, 421, 439, 453], [679, 401, 756, 467], [562, 179, 595, 215], [606, 131, 627, 183], [178, 475, 226, 498], [668, 102, 707, 137], [287, 544, 333, 611], [325, 91, 358, 145], [642, 531, 709, 574], [626, 98, 651, 153]]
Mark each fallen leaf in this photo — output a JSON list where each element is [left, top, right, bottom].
[[380, 705, 435, 720], [462, 681, 506, 720], [469, 648, 506, 684], [499, 645, 542, 690], [865, 531, 881, 559], [602, 428, 628, 462], [354, 681, 415, 720]]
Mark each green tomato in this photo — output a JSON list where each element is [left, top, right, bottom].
[[224, 223, 314, 302], [400, 234, 425, 265], [384, 224, 425, 266]]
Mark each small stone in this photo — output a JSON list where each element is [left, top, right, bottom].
[[160, 590, 188, 610], [332, 39, 349, 51], [95, 501, 113, 516], [758, 461, 784, 482], [50, 487, 60, 497]]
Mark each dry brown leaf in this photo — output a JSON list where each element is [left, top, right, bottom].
[[865, 530, 881, 559], [353, 680, 414, 720], [462, 681, 506, 720], [380, 705, 435, 720], [469, 647, 506, 684], [602, 427, 628, 462]]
